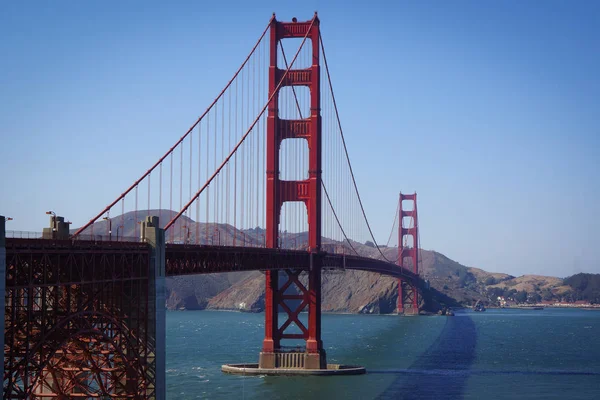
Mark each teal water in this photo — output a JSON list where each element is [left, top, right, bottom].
[[166, 308, 600, 399]]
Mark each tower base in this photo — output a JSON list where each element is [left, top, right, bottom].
[[259, 351, 327, 369], [223, 363, 364, 376], [398, 307, 419, 316]]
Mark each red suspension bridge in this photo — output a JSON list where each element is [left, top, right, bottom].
[[2, 14, 422, 399]]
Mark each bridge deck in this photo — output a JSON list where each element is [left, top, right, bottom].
[[4, 238, 417, 282]]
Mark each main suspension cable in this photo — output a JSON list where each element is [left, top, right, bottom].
[[73, 16, 274, 237], [320, 33, 394, 263], [165, 17, 317, 230]]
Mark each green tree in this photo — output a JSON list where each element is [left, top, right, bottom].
[[564, 273, 600, 303], [488, 287, 504, 298], [541, 289, 554, 301], [528, 293, 541, 304], [503, 288, 517, 299], [515, 290, 528, 303]]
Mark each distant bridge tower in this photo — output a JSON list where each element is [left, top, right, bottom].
[[260, 14, 326, 369], [397, 192, 419, 315]]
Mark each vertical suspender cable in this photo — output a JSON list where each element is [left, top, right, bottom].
[[227, 82, 231, 244], [221, 92, 225, 229], [214, 99, 218, 243], [147, 172, 151, 217], [189, 124, 193, 222], [159, 163, 163, 215], [73, 18, 273, 238], [234, 76, 238, 246], [256, 38, 261, 241], [169, 152, 173, 242], [179, 143, 183, 238], [165, 21, 315, 232], [135, 185, 138, 238], [206, 114, 210, 243], [121, 198, 124, 241], [241, 66, 245, 238], [197, 121, 201, 244]]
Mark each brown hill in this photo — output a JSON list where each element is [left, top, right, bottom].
[[206, 270, 402, 314], [487, 275, 563, 293], [74, 210, 570, 312]]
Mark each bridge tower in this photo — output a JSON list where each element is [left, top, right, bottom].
[[260, 14, 326, 369], [397, 192, 419, 315]]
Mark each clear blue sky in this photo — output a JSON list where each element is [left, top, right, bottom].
[[1, 1, 598, 277]]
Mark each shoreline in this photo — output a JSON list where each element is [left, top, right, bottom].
[[168, 305, 600, 313], [477, 305, 600, 310]]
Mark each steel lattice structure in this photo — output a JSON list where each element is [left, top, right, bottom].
[[260, 15, 326, 369], [3, 238, 156, 399], [2, 239, 420, 397], [397, 193, 420, 315]]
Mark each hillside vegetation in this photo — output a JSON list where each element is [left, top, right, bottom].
[[562, 273, 600, 303], [74, 210, 599, 311]]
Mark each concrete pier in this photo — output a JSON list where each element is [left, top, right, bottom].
[[42, 215, 70, 239], [141, 216, 166, 400], [0, 216, 6, 384], [259, 351, 327, 370], [222, 363, 366, 376]]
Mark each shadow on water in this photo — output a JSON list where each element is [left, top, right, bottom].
[[374, 313, 477, 400]]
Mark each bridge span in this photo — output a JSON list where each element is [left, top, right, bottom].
[[3, 218, 420, 398], [2, 13, 421, 399]]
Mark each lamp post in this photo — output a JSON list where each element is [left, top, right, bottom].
[[5, 217, 12, 237], [102, 215, 112, 240], [46, 211, 56, 239], [182, 225, 190, 244], [65, 221, 72, 238], [116, 225, 124, 241], [214, 227, 220, 245]]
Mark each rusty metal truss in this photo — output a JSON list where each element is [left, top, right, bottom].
[[3, 239, 419, 398], [3, 238, 156, 399]]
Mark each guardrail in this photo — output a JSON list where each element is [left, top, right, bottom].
[[70, 234, 140, 243], [5, 230, 43, 239], [5, 231, 141, 243]]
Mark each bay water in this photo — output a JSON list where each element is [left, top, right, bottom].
[[166, 308, 600, 399]]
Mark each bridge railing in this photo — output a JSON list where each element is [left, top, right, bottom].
[[69, 234, 141, 243], [5, 230, 142, 243], [6, 230, 43, 239]]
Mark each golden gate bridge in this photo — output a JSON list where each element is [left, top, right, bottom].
[[2, 14, 421, 399]]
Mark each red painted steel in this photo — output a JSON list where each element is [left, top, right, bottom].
[[3, 238, 155, 399], [163, 244, 418, 280], [263, 14, 324, 359], [1, 14, 429, 395], [397, 192, 420, 313], [3, 16, 428, 393]]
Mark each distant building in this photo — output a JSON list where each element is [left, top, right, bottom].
[[573, 300, 591, 306], [497, 296, 509, 308]]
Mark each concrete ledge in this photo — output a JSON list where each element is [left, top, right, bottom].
[[221, 363, 366, 376]]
